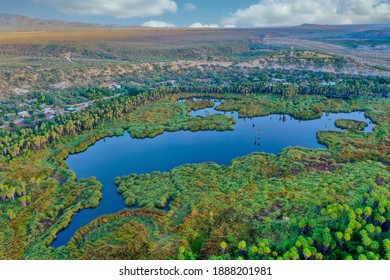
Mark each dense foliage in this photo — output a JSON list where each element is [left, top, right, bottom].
[[0, 87, 388, 260], [334, 119, 368, 132]]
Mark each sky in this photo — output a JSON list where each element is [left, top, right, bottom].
[[0, 0, 389, 27]]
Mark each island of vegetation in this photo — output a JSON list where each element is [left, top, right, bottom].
[[334, 119, 368, 132]]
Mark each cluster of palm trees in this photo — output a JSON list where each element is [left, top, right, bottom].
[[172, 78, 388, 100], [0, 179, 34, 213], [0, 88, 172, 159], [212, 190, 390, 260]]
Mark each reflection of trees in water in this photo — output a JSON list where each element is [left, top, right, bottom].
[[279, 114, 287, 122], [254, 128, 261, 146]]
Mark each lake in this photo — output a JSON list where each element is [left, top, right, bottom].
[[51, 101, 374, 247]]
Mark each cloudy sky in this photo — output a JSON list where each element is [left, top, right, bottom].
[[1, 0, 389, 27]]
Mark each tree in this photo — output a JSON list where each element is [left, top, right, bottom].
[[238, 240, 247, 254], [6, 210, 15, 220], [257, 239, 271, 257], [299, 219, 308, 234], [177, 246, 186, 260], [384, 240, 390, 260], [20, 195, 31, 208], [364, 206, 372, 219], [209, 211, 214, 221], [220, 241, 227, 254], [303, 247, 312, 260]]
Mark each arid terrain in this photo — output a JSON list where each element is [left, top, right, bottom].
[[0, 14, 389, 100]]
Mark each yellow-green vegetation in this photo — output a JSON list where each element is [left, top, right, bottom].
[[0, 91, 234, 259], [216, 94, 353, 119], [335, 119, 368, 132], [0, 152, 102, 259], [0, 91, 388, 260], [125, 101, 234, 139], [184, 100, 215, 112], [113, 154, 389, 260]]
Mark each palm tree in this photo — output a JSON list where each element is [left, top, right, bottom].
[[7, 187, 15, 200], [7, 209, 15, 220], [303, 247, 312, 260], [177, 246, 186, 260], [20, 195, 31, 208], [308, 219, 316, 232], [238, 240, 247, 254], [209, 211, 214, 221], [364, 206, 373, 220], [299, 219, 307, 234], [220, 241, 227, 254], [335, 232, 343, 246], [248, 245, 259, 259]]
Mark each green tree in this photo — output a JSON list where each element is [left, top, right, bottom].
[[238, 240, 247, 254], [6, 210, 15, 220], [220, 241, 227, 254]]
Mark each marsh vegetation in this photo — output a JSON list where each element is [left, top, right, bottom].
[[0, 88, 388, 260]]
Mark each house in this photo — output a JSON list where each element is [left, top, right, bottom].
[[320, 81, 336, 86], [15, 118, 24, 124], [17, 111, 30, 118], [165, 80, 176, 86], [195, 78, 212, 83], [272, 78, 287, 82], [108, 84, 122, 91], [43, 106, 56, 120], [129, 81, 143, 86], [43, 107, 56, 115], [27, 98, 38, 104], [45, 113, 55, 120], [4, 113, 15, 118]]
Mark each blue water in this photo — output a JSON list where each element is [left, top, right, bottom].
[[51, 101, 374, 247]]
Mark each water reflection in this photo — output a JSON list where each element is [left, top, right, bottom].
[[51, 99, 375, 247]]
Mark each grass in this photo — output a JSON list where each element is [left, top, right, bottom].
[[334, 119, 368, 132]]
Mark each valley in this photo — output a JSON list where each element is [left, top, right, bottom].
[[0, 18, 389, 260]]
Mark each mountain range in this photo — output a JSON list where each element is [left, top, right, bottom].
[[0, 13, 107, 30]]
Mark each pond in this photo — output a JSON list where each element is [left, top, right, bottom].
[[51, 101, 375, 247]]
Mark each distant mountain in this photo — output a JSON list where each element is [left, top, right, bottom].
[[0, 13, 108, 30], [294, 23, 354, 30], [296, 23, 390, 31], [297, 23, 325, 28]]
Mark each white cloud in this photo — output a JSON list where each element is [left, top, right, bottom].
[[224, 24, 236, 28], [142, 20, 176, 27], [35, 0, 178, 19], [222, 0, 390, 27], [189, 22, 219, 28], [184, 3, 197, 11]]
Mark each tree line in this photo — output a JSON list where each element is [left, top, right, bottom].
[[0, 88, 172, 160]]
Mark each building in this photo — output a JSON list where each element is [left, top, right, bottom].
[[109, 84, 122, 91], [290, 46, 295, 57], [17, 111, 30, 118], [26, 98, 38, 104], [320, 81, 336, 86], [165, 80, 176, 86]]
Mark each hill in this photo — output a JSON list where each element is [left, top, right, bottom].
[[0, 13, 104, 30]]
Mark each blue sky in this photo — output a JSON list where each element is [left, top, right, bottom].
[[1, 0, 389, 27]]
